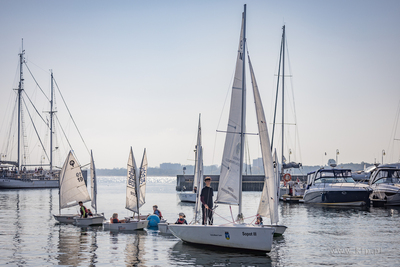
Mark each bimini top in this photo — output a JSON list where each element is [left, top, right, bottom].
[[369, 167, 400, 185], [311, 169, 354, 184]]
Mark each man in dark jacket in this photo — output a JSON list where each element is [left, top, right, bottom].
[[200, 177, 214, 225]]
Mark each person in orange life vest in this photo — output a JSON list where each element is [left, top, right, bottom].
[[153, 205, 162, 219], [110, 213, 126, 223], [87, 209, 93, 217], [201, 176, 214, 225], [174, 212, 188, 224], [78, 201, 88, 218]]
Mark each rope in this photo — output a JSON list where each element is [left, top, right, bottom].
[[22, 90, 48, 127], [24, 63, 50, 101], [53, 77, 90, 155]]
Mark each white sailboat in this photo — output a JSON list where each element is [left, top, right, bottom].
[[53, 151, 91, 224], [248, 55, 287, 236], [103, 147, 149, 231], [74, 150, 105, 226], [169, 5, 275, 253], [178, 115, 203, 203]]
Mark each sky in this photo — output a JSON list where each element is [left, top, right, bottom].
[[1, 0, 400, 170]]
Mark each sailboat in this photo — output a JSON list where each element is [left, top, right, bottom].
[[248, 55, 287, 236], [178, 115, 203, 203], [74, 150, 105, 226], [103, 147, 149, 231], [53, 151, 91, 224], [159, 115, 204, 234], [169, 5, 275, 253]]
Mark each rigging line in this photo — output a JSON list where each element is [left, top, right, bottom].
[[22, 90, 49, 127], [22, 97, 50, 162], [54, 115, 74, 154], [53, 77, 90, 155], [4, 96, 18, 155], [23, 62, 50, 102]]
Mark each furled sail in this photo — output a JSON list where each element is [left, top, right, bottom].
[[194, 115, 204, 223], [248, 55, 279, 224], [215, 13, 246, 205], [90, 150, 97, 213], [138, 149, 147, 208], [59, 151, 91, 209], [126, 147, 139, 213]]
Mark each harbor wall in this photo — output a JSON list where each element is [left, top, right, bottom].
[[176, 174, 307, 192]]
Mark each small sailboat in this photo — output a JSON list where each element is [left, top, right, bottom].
[[74, 151, 105, 226], [248, 55, 287, 236], [103, 147, 149, 231], [178, 115, 203, 203], [169, 5, 275, 253], [53, 151, 91, 224]]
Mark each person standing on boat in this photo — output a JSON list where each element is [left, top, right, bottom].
[[201, 176, 214, 225], [78, 201, 88, 218]]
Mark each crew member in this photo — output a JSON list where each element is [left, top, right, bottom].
[[200, 176, 214, 225]]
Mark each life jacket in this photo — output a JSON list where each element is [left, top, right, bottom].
[[176, 218, 186, 224], [155, 209, 162, 219], [112, 218, 120, 223], [81, 206, 88, 217]]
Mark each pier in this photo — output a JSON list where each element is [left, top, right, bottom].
[[176, 174, 307, 192]]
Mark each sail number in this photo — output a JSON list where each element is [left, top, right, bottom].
[[128, 168, 136, 187], [76, 172, 83, 183]]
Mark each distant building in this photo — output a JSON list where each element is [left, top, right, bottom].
[[160, 163, 182, 170]]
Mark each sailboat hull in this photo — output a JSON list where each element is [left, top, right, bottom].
[[0, 177, 59, 189], [178, 192, 197, 203], [158, 222, 173, 234], [53, 214, 79, 224], [168, 224, 275, 252], [74, 214, 105, 226], [103, 220, 149, 231]]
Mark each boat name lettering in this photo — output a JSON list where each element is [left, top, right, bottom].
[[210, 234, 222, 237], [242, 232, 257, 236]]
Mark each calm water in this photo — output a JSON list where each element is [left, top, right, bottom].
[[1, 176, 399, 266]]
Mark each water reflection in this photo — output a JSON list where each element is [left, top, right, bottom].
[[125, 230, 146, 266], [170, 241, 274, 266]]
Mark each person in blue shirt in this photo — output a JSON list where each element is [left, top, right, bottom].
[[153, 205, 162, 219]]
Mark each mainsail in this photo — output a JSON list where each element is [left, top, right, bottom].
[[90, 150, 97, 213], [126, 147, 139, 213], [248, 55, 279, 224], [193, 115, 204, 223], [59, 151, 91, 209], [138, 149, 147, 208], [215, 13, 246, 205]]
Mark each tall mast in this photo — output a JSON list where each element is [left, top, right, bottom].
[[281, 25, 285, 168], [17, 39, 25, 171], [238, 4, 246, 217], [50, 71, 54, 172]]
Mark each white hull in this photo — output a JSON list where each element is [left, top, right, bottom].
[[178, 192, 197, 203], [74, 214, 105, 226], [103, 220, 149, 231], [168, 223, 275, 252], [0, 177, 59, 189], [158, 222, 172, 234], [53, 214, 79, 224], [265, 224, 287, 236]]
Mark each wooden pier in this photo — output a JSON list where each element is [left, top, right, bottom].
[[176, 174, 306, 192]]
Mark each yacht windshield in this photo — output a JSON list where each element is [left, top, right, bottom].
[[373, 170, 400, 184], [314, 170, 354, 183]]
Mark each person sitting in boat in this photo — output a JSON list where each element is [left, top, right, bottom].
[[78, 201, 88, 218], [110, 213, 126, 223], [255, 215, 263, 225], [153, 205, 162, 219], [87, 209, 93, 217], [193, 186, 197, 193], [174, 212, 188, 225]]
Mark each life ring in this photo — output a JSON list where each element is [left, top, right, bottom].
[[283, 173, 292, 186]]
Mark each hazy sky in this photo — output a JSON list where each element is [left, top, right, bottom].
[[1, 0, 400, 170]]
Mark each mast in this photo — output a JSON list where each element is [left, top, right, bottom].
[[50, 71, 54, 172], [281, 25, 285, 168], [238, 4, 246, 217], [17, 40, 25, 171]]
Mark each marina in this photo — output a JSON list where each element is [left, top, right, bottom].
[[1, 176, 399, 266]]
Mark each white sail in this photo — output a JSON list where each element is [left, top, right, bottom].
[[248, 55, 279, 224], [138, 149, 147, 208], [126, 147, 139, 213], [90, 150, 97, 213], [215, 14, 245, 205], [194, 115, 204, 223], [59, 151, 91, 209]]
